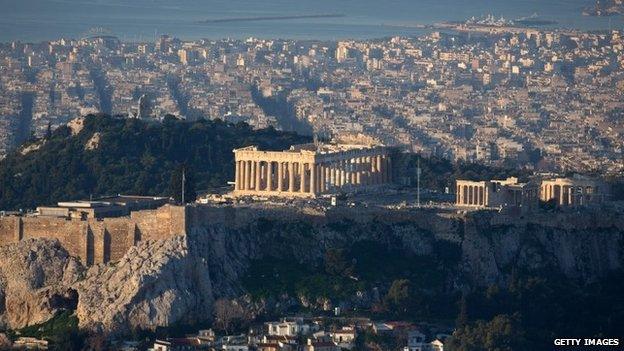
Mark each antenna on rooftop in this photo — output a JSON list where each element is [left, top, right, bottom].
[[417, 157, 422, 208], [181, 167, 186, 205]]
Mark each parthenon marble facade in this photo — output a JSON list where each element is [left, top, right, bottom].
[[233, 143, 391, 197]]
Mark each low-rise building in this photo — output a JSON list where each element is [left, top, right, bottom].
[[37, 195, 169, 219], [455, 177, 539, 211], [265, 318, 319, 337], [540, 175, 610, 206]]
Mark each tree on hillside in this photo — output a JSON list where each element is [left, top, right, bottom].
[[447, 313, 526, 351], [0, 114, 309, 210], [384, 279, 411, 314], [324, 248, 354, 277], [456, 293, 469, 328]]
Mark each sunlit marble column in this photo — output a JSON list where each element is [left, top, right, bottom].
[[266, 161, 272, 191], [244, 160, 251, 190], [235, 161, 241, 190], [320, 164, 326, 192], [255, 161, 262, 191], [288, 162, 295, 193], [239, 161, 245, 190], [277, 162, 283, 192], [310, 163, 317, 195], [300, 163, 307, 194]]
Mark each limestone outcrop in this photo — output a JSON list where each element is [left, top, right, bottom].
[[75, 236, 214, 334], [0, 236, 215, 334], [0, 207, 622, 335], [0, 238, 83, 329]]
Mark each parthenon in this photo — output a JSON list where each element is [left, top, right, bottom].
[[233, 143, 391, 197]]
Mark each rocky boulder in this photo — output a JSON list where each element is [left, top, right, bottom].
[[75, 236, 214, 334], [0, 238, 83, 329]]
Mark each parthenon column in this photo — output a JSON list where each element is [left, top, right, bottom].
[[372, 156, 379, 184], [310, 163, 317, 195], [289, 162, 295, 193], [300, 163, 308, 194], [244, 160, 251, 190], [277, 162, 284, 192], [266, 161, 273, 191], [255, 161, 262, 191], [339, 162, 345, 187], [249, 161, 255, 190]]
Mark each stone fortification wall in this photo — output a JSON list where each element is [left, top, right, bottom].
[[0, 205, 186, 265]]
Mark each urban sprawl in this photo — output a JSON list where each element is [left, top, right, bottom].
[[1, 27, 623, 176]]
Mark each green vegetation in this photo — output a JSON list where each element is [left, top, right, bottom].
[[10, 311, 86, 350], [244, 218, 624, 351], [242, 230, 462, 321], [242, 257, 364, 301], [447, 272, 624, 351], [0, 114, 308, 210]]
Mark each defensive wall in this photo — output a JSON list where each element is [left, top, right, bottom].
[[0, 204, 186, 265], [1, 202, 622, 266]]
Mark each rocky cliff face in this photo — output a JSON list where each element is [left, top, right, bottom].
[[0, 237, 214, 334], [186, 207, 624, 291], [75, 236, 214, 334], [0, 239, 83, 329], [0, 207, 622, 335], [461, 212, 624, 286]]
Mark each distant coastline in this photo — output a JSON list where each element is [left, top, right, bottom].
[[196, 14, 346, 24], [583, 0, 624, 16]]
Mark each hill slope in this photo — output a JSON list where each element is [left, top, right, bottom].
[[0, 115, 308, 210]]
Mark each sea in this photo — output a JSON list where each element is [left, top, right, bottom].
[[0, 0, 623, 43]]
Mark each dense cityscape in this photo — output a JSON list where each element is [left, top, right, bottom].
[[1, 25, 623, 175], [1, 1, 624, 350]]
